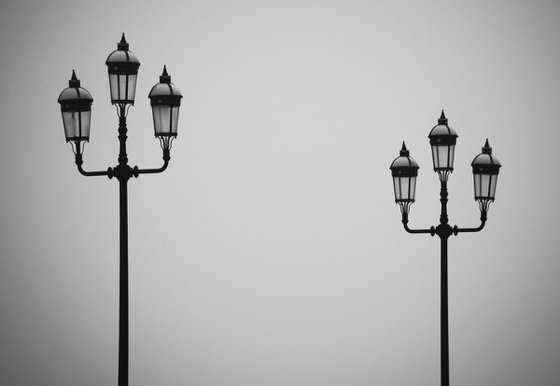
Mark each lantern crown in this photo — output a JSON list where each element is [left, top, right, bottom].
[[58, 70, 93, 105], [148, 66, 183, 103], [471, 139, 501, 174], [105, 34, 140, 70], [390, 142, 419, 175], [429, 110, 458, 140]]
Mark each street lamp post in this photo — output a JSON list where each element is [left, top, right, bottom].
[[57, 34, 183, 386], [390, 111, 501, 386]]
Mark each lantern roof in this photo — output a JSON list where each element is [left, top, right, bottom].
[[58, 70, 93, 104], [149, 66, 182, 97], [471, 139, 501, 171], [105, 33, 140, 70], [428, 110, 458, 139], [148, 66, 183, 109], [390, 142, 419, 175]]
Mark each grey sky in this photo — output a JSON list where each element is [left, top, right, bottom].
[[1, 1, 559, 385]]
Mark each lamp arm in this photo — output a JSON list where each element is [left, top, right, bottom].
[[402, 212, 435, 235], [452, 210, 487, 235], [75, 153, 110, 177], [135, 149, 170, 176]]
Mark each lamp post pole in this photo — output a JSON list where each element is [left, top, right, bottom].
[[390, 111, 501, 386], [58, 35, 183, 386], [117, 109, 131, 386]]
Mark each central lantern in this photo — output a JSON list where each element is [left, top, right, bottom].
[[105, 33, 140, 105], [428, 110, 458, 181]]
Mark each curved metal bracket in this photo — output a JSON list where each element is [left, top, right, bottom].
[[402, 212, 436, 235], [135, 149, 170, 176], [452, 211, 487, 235], [75, 154, 110, 177]]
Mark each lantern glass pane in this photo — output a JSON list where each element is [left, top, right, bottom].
[[474, 173, 491, 199], [109, 74, 137, 103], [409, 176, 416, 201], [62, 110, 90, 141], [152, 105, 180, 136], [393, 176, 401, 201], [393, 176, 416, 202], [171, 106, 179, 134], [432, 145, 455, 170], [153, 105, 170, 135], [127, 74, 137, 102], [473, 173, 481, 198], [109, 74, 118, 101], [489, 174, 498, 199]]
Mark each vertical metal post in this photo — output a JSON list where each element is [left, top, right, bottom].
[[117, 106, 129, 386], [118, 179, 129, 386], [441, 235, 449, 386], [439, 178, 450, 386]]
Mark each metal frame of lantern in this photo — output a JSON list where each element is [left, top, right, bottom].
[[57, 34, 183, 386], [389, 111, 501, 386]]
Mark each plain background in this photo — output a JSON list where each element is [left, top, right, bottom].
[[1, 1, 559, 385]]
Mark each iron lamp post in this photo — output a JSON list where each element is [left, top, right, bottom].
[[389, 111, 501, 386], [57, 34, 183, 386]]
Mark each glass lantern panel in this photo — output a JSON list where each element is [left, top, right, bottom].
[[489, 174, 498, 199], [473, 173, 480, 197], [393, 176, 401, 201], [409, 176, 416, 201], [171, 106, 179, 134], [432, 145, 455, 170], [474, 173, 490, 199], [152, 105, 171, 135], [62, 110, 91, 140], [109, 74, 119, 101], [109, 74, 137, 103], [400, 177, 410, 201], [126, 74, 137, 102]]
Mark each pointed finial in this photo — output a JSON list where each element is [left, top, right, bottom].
[[159, 65, 171, 83], [118, 33, 129, 50], [438, 109, 448, 125], [69, 69, 80, 87], [399, 141, 410, 156], [482, 138, 492, 154]]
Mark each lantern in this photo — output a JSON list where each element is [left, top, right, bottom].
[[58, 70, 93, 150], [105, 33, 140, 105], [471, 139, 501, 211], [428, 110, 458, 179], [390, 142, 420, 213], [148, 66, 182, 149]]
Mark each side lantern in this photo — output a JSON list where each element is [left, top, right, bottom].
[[57, 70, 93, 152]]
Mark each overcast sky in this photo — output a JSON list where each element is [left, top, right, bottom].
[[1, 1, 560, 385]]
